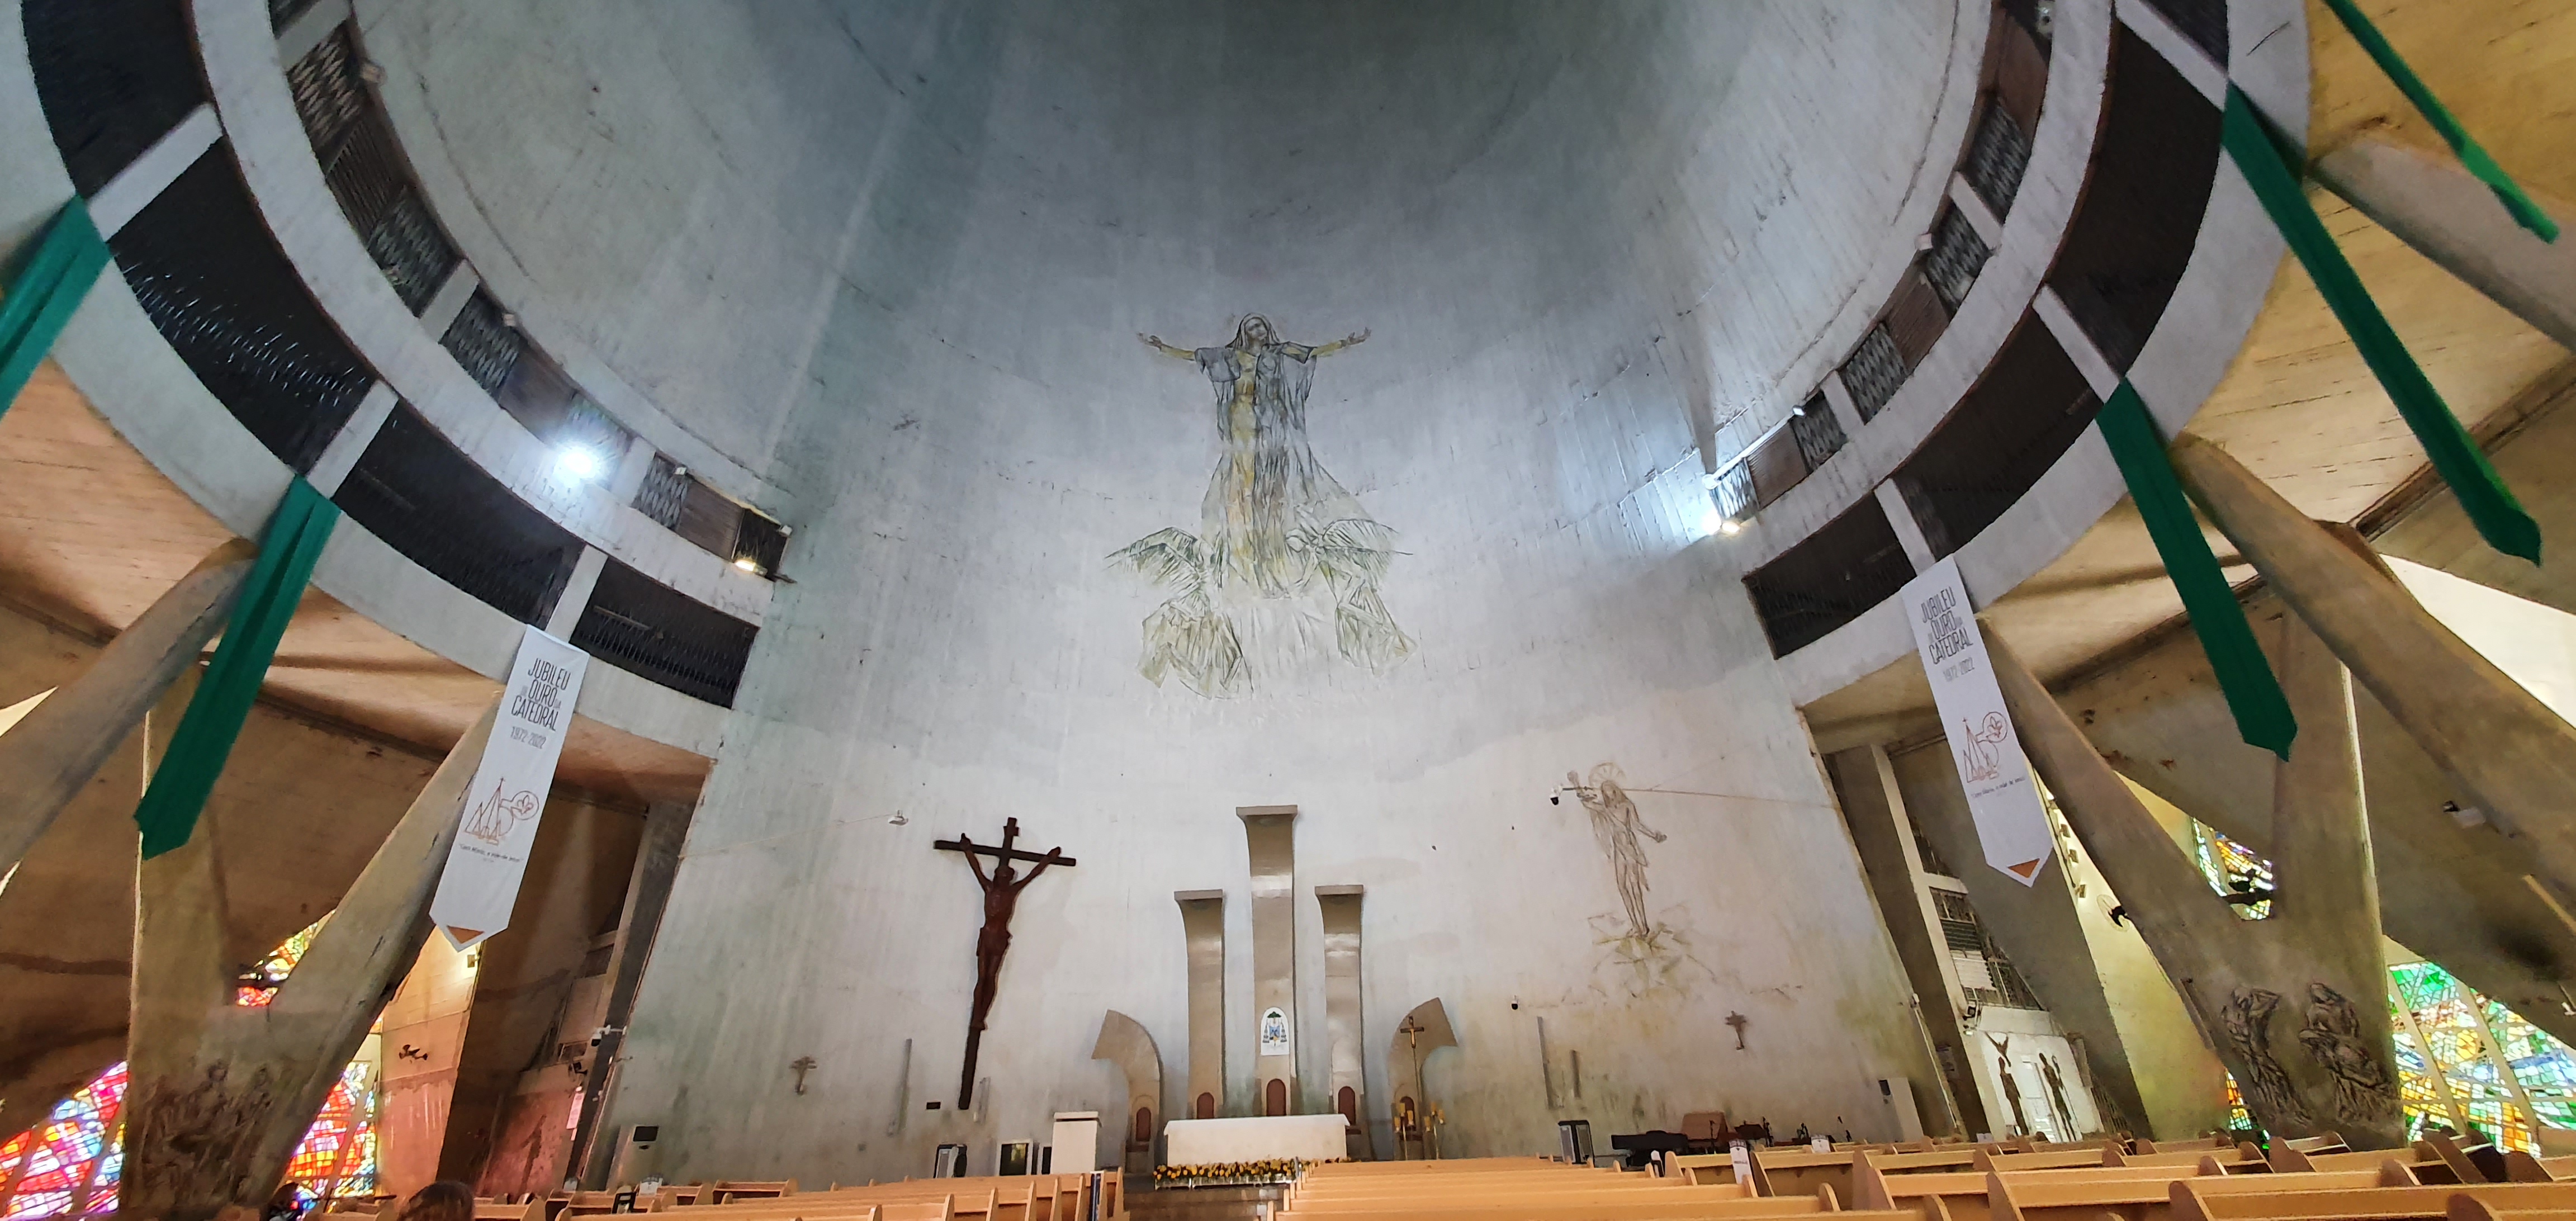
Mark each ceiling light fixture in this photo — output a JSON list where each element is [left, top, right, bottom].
[[553, 443, 607, 482]]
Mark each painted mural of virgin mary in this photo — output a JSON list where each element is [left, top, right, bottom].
[[1115, 316, 1412, 697]]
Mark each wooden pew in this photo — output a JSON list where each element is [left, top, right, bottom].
[[707, 1183, 801, 1206], [2275, 1147, 2457, 1182], [2173, 1179, 2576, 1221], [2107, 1145, 2267, 1172], [475, 1203, 547, 1221], [2504, 1152, 2576, 1184], [2137, 1138, 2236, 1156], [1751, 1148, 1857, 1201], [1284, 1182, 1751, 1213], [1974, 1149, 2109, 1174], [1853, 1169, 1990, 1221]]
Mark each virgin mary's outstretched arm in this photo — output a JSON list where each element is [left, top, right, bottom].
[[1138, 333, 1197, 361], [1294, 328, 1371, 359]]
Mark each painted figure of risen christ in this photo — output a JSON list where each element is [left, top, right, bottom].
[[1116, 316, 1412, 697]]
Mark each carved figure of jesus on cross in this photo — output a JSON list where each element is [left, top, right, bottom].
[[935, 817, 1074, 1107]]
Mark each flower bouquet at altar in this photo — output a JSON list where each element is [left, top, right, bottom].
[[1152, 1157, 1349, 1188]]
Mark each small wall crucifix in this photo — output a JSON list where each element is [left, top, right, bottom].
[[935, 817, 1076, 1107]]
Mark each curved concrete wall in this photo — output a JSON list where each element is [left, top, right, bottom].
[[332, 0, 1997, 1177]]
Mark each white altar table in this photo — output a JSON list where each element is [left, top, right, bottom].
[[1162, 1114, 1348, 1166]]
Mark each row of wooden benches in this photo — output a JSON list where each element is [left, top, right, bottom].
[[1270, 1141, 2576, 1221], [318, 1174, 1115, 1221]]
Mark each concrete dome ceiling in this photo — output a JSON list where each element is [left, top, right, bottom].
[[367, 1, 1963, 500]]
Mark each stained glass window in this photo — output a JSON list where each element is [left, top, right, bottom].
[[0, 1063, 127, 1220], [1, 923, 381, 1220], [238, 915, 329, 1007], [2388, 960, 2576, 1152], [2222, 1072, 2251, 1132], [282, 1059, 380, 1201], [2187, 819, 2274, 919]]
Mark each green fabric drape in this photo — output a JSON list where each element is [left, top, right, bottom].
[[2098, 382, 2298, 759], [2222, 87, 2541, 565], [134, 479, 341, 858], [2316, 0, 2558, 243], [0, 199, 111, 422]]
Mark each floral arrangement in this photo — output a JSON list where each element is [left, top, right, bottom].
[[1153, 1157, 1350, 1187]]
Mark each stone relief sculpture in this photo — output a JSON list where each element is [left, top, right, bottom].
[[1115, 318, 1411, 697], [2298, 982, 2400, 1121], [2225, 987, 2312, 1128], [1566, 764, 1707, 998]]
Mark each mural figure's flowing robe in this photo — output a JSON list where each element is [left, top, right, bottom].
[[1119, 329, 1410, 697]]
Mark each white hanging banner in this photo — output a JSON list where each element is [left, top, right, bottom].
[[1901, 557, 2053, 886], [431, 624, 589, 948]]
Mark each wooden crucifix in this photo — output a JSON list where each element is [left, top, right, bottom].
[[935, 817, 1075, 1107]]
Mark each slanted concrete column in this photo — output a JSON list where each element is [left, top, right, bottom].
[[572, 796, 698, 1187], [2311, 135, 2576, 353], [1990, 622, 2405, 1147], [0, 539, 254, 872], [2170, 432, 2576, 903], [1825, 745, 1983, 1138], [122, 699, 496, 1221]]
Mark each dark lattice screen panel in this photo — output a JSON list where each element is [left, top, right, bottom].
[[1962, 103, 2033, 218], [441, 290, 524, 396], [1891, 313, 2101, 560], [734, 513, 788, 575], [2047, 26, 2223, 371], [335, 404, 583, 624], [285, 25, 363, 152], [108, 152, 375, 471], [573, 560, 758, 707], [1745, 497, 1914, 656], [1923, 207, 1991, 313], [634, 455, 692, 529], [1711, 462, 1755, 523], [674, 479, 743, 557], [24, 0, 209, 195], [286, 24, 457, 310], [1839, 325, 1907, 423], [1789, 392, 1846, 473], [2145, 0, 2225, 63]]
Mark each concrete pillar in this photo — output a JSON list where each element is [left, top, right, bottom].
[[437, 795, 644, 1192], [1089, 1011, 1162, 1174], [572, 796, 697, 1187], [1989, 622, 2406, 1147], [0, 538, 254, 873], [1887, 742, 2223, 1140], [2311, 135, 2576, 354], [2170, 432, 2576, 906], [122, 699, 496, 1221], [1825, 744, 1984, 1137], [1175, 890, 1225, 1120], [1316, 884, 1371, 1157], [1239, 806, 1298, 1114]]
